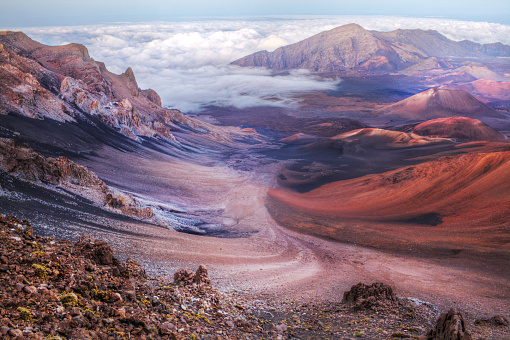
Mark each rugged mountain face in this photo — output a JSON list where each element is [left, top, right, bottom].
[[0, 138, 153, 219], [0, 31, 214, 141], [413, 117, 506, 142], [232, 24, 510, 73], [378, 88, 506, 120]]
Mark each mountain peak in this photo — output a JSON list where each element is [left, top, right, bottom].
[[232, 25, 510, 73], [330, 23, 367, 33], [122, 67, 139, 89]]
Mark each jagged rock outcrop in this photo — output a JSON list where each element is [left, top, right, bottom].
[[232, 24, 510, 73], [174, 268, 195, 285], [342, 282, 397, 311], [0, 138, 153, 219], [427, 308, 472, 340], [0, 31, 219, 141], [174, 265, 211, 286], [193, 265, 211, 286], [0, 138, 106, 188]]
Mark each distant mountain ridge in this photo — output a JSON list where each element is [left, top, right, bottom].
[[232, 24, 510, 73]]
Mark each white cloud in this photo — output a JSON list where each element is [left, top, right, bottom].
[[18, 16, 510, 112]]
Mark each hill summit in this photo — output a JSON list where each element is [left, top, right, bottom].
[[232, 24, 510, 73]]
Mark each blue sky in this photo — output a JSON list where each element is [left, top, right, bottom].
[[1, 0, 510, 27]]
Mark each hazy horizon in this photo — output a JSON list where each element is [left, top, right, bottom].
[[2, 0, 510, 27]]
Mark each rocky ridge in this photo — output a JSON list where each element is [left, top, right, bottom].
[[0, 31, 224, 142]]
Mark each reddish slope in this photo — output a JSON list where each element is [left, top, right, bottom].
[[269, 151, 510, 227], [299, 128, 452, 155], [456, 79, 510, 101], [379, 88, 506, 120], [413, 117, 506, 142]]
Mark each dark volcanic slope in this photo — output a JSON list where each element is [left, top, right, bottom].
[[378, 88, 507, 120], [0, 137, 153, 219], [232, 24, 510, 73]]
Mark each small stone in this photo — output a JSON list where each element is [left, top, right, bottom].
[[71, 307, 81, 316], [0, 327, 9, 335], [15, 283, 24, 292], [275, 323, 287, 333], [226, 320, 235, 328], [111, 292, 122, 302], [23, 285, 38, 294], [117, 307, 126, 318], [125, 290, 136, 301], [8, 328, 23, 337], [160, 322, 176, 335]]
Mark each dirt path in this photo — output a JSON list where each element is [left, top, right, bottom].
[[83, 148, 509, 320]]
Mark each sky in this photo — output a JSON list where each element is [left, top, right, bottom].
[[1, 2, 509, 112], [1, 0, 510, 27]]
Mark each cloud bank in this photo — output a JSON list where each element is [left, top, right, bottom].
[[17, 16, 510, 112]]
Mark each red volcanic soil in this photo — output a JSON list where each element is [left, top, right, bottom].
[[379, 88, 506, 120], [413, 117, 506, 142], [308, 128, 451, 151], [268, 151, 510, 250], [455, 79, 510, 101], [280, 132, 320, 145]]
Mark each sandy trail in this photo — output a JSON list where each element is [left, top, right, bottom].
[[82, 146, 509, 319]]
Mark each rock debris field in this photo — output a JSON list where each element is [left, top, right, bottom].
[[0, 214, 509, 339]]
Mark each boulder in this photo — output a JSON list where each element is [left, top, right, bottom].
[[74, 236, 115, 266], [342, 282, 397, 311]]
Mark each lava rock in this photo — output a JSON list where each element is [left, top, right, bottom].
[[475, 315, 509, 327], [174, 268, 195, 285], [342, 282, 397, 311], [427, 308, 472, 340], [194, 265, 211, 285]]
